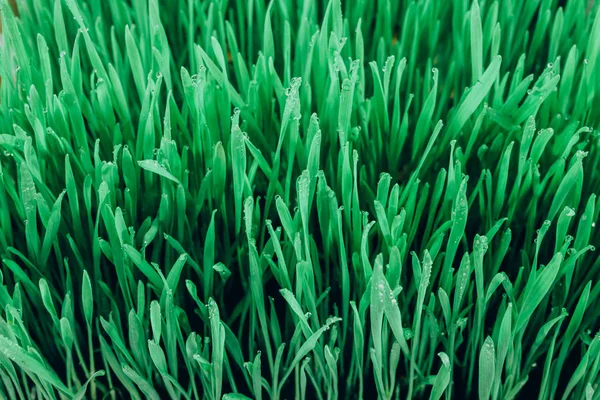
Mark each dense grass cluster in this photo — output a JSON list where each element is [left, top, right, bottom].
[[1, 0, 600, 398]]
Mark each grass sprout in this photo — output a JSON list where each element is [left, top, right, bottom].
[[1, 0, 600, 399]]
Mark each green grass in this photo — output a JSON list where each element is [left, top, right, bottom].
[[1, 0, 600, 398]]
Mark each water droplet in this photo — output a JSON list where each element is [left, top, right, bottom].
[[576, 150, 588, 159]]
